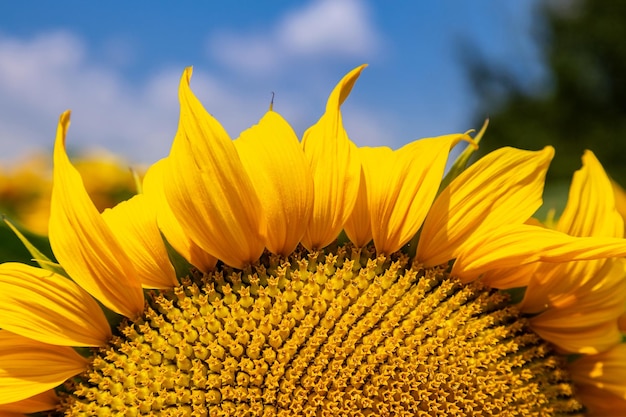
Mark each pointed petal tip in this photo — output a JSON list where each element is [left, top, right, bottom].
[[332, 64, 368, 108], [182, 66, 193, 82], [55, 111, 72, 151], [60, 110, 71, 123], [353, 63, 368, 73], [543, 145, 555, 159]]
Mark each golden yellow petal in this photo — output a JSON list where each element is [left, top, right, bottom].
[[367, 135, 469, 254], [570, 344, 626, 405], [527, 259, 626, 353], [301, 65, 365, 250], [417, 146, 554, 267], [101, 194, 178, 289], [619, 314, 626, 332], [611, 179, 626, 236], [0, 263, 111, 347], [572, 385, 626, 417], [344, 149, 375, 248], [451, 224, 626, 281], [532, 315, 621, 355], [163, 69, 265, 268], [0, 390, 58, 414], [558, 150, 623, 238], [143, 159, 217, 273], [522, 152, 625, 316], [48, 111, 144, 318], [478, 264, 537, 290], [0, 411, 24, 417], [0, 331, 88, 405], [234, 111, 314, 256], [523, 244, 626, 315]]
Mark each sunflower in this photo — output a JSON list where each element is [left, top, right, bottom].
[[1, 65, 626, 416]]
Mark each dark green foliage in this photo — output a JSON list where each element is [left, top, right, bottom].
[[466, 0, 626, 185]]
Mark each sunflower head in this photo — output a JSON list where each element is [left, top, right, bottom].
[[0, 65, 625, 416]]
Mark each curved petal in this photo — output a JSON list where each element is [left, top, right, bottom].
[[531, 316, 621, 355], [367, 135, 471, 254], [163, 68, 265, 268], [611, 179, 626, 236], [0, 263, 111, 347], [478, 263, 537, 290], [523, 258, 626, 313], [451, 224, 626, 281], [235, 111, 314, 256], [558, 150, 623, 238], [301, 65, 365, 250], [48, 111, 144, 318], [0, 390, 58, 414], [417, 146, 554, 266], [344, 149, 375, 248], [570, 344, 626, 408], [528, 259, 626, 354], [523, 152, 625, 314], [573, 385, 626, 417], [478, 214, 548, 292], [0, 331, 88, 405], [101, 194, 178, 289], [143, 159, 217, 273]]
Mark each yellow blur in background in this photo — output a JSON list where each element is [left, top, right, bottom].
[[0, 152, 141, 263]]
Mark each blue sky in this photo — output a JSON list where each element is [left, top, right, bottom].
[[0, 0, 544, 165]]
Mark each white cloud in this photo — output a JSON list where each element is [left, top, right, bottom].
[[280, 0, 376, 56], [208, 0, 381, 75], [0, 26, 392, 167], [0, 32, 276, 166], [0, 31, 177, 165]]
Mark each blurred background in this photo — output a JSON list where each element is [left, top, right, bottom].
[[1, 0, 625, 262]]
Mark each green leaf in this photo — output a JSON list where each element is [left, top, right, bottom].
[[2, 217, 67, 276]]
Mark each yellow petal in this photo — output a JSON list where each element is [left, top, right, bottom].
[[478, 219, 546, 290], [558, 150, 623, 238], [163, 68, 265, 268], [523, 258, 625, 314], [143, 159, 217, 273], [570, 344, 626, 405], [0, 390, 58, 414], [101, 194, 178, 289], [532, 316, 621, 355], [301, 65, 365, 250], [367, 135, 470, 254], [48, 111, 144, 318], [417, 146, 554, 266], [478, 263, 537, 290], [611, 179, 626, 236], [0, 263, 111, 347], [0, 331, 88, 405], [528, 259, 626, 354], [571, 385, 626, 417], [344, 149, 375, 248], [522, 153, 625, 314], [451, 224, 626, 281], [235, 111, 314, 256]]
